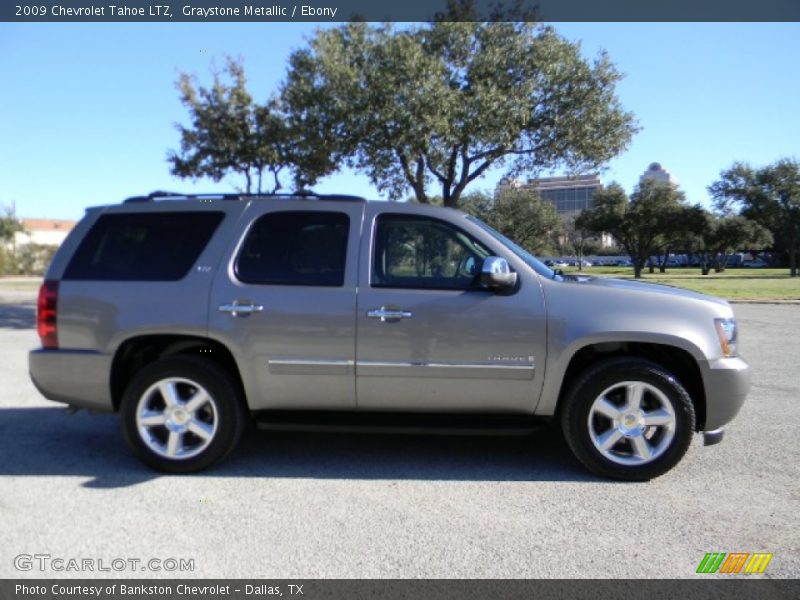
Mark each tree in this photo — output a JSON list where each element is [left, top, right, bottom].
[[0, 204, 24, 276], [654, 203, 706, 273], [710, 159, 800, 277], [461, 188, 561, 255], [576, 180, 694, 278], [0, 205, 23, 244], [282, 19, 636, 207], [695, 214, 773, 275], [554, 214, 599, 271], [169, 58, 298, 194]]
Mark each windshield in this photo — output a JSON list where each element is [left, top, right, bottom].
[[466, 215, 558, 279]]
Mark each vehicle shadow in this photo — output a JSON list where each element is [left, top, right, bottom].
[[0, 407, 597, 488], [0, 304, 35, 329]]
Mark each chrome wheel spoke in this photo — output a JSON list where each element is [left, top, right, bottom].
[[184, 390, 211, 413], [159, 382, 180, 407], [626, 383, 645, 411], [596, 428, 624, 451], [187, 419, 213, 441], [594, 397, 622, 420], [166, 431, 182, 457], [630, 434, 652, 460], [139, 411, 167, 427], [167, 431, 183, 458], [643, 409, 673, 427]]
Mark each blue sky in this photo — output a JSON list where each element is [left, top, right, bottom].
[[1, 22, 798, 220]]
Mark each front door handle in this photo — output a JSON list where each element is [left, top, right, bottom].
[[367, 307, 413, 323], [219, 302, 264, 317]]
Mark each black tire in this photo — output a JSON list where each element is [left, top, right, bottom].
[[560, 357, 695, 481], [120, 356, 246, 473]]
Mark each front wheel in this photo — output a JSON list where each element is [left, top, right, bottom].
[[561, 357, 695, 481], [120, 356, 245, 473]]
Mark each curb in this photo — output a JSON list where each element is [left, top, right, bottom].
[[729, 300, 800, 305]]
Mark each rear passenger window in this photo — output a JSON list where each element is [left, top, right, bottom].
[[64, 212, 224, 281], [236, 211, 349, 286]]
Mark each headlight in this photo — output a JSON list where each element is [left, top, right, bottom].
[[714, 318, 738, 357]]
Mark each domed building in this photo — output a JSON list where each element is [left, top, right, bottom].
[[639, 162, 678, 185]]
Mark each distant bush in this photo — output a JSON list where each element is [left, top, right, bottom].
[[1, 243, 58, 276]]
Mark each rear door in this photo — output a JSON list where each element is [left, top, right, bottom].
[[209, 200, 364, 410]]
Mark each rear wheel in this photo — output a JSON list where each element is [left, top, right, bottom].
[[120, 356, 245, 473], [561, 357, 695, 481]]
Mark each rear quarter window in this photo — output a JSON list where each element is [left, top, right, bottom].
[[63, 212, 224, 281]]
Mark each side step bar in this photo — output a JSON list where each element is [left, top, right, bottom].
[[253, 411, 549, 437]]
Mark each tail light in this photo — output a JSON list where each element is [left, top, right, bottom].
[[37, 280, 59, 349]]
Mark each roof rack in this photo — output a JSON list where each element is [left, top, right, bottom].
[[123, 191, 367, 204]]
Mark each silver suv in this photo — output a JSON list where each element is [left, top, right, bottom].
[[29, 192, 750, 480]]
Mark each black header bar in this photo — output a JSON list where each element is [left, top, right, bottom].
[[3, 0, 800, 22]]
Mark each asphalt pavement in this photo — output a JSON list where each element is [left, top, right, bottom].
[[0, 297, 797, 579]]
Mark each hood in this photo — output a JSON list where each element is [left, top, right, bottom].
[[561, 275, 730, 308]]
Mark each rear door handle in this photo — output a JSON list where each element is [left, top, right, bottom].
[[219, 302, 264, 317], [367, 307, 413, 323]]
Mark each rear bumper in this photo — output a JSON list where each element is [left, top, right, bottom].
[[700, 356, 750, 431], [29, 349, 114, 412]]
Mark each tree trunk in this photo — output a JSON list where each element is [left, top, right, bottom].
[[634, 259, 644, 279], [443, 186, 459, 208], [271, 169, 282, 194]]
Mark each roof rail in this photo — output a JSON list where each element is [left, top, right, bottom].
[[123, 191, 367, 204]]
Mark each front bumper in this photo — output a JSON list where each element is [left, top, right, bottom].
[[702, 428, 725, 446], [700, 356, 750, 431], [29, 349, 114, 412]]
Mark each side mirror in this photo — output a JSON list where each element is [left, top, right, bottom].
[[480, 256, 517, 290]]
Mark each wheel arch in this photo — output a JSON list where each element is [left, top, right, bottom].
[[552, 341, 707, 431], [110, 334, 246, 412]]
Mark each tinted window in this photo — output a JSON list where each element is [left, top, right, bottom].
[[64, 212, 224, 281], [236, 211, 349, 286], [373, 215, 491, 290]]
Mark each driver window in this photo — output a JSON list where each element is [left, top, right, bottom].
[[373, 214, 491, 290]]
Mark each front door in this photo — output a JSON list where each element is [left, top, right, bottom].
[[355, 209, 547, 413]]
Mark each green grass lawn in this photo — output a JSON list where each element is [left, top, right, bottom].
[[2, 269, 798, 301], [564, 267, 800, 301]]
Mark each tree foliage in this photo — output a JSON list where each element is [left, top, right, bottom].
[[0, 204, 25, 275], [694, 213, 773, 275], [577, 180, 699, 278], [169, 58, 298, 194], [710, 159, 800, 276], [282, 19, 636, 207], [0, 205, 23, 243], [460, 188, 561, 254]]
